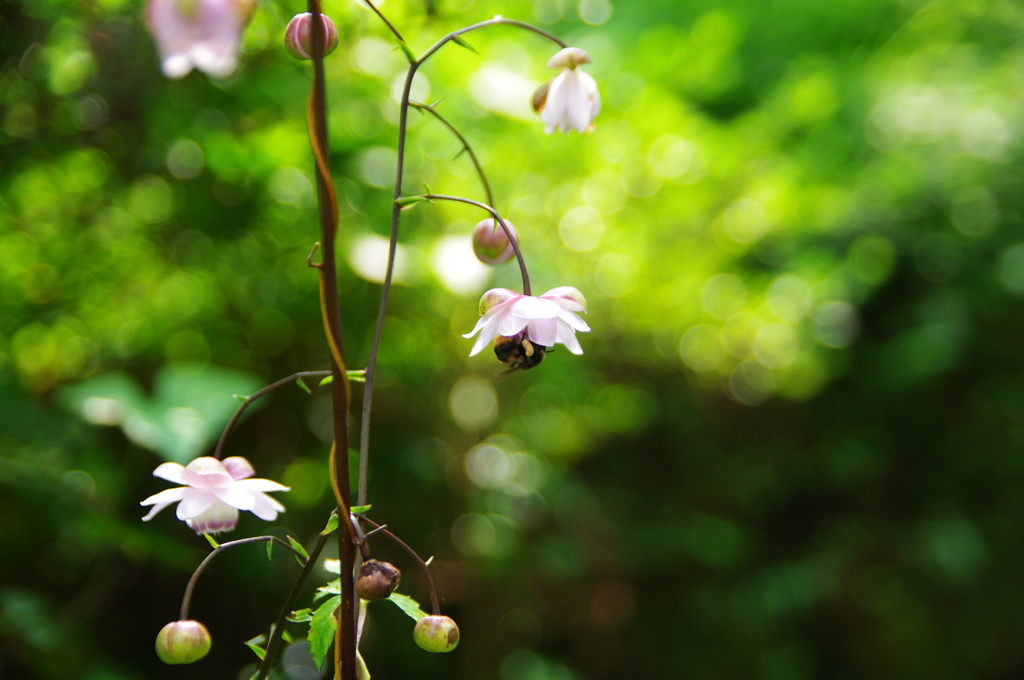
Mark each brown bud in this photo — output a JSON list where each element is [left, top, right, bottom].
[[355, 559, 401, 601]]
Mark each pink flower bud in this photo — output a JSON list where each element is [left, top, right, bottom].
[[472, 218, 518, 265], [284, 12, 339, 60], [478, 288, 519, 316], [156, 620, 211, 664], [413, 615, 460, 653]]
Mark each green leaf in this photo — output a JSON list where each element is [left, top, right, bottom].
[[288, 608, 313, 623], [323, 559, 340, 574], [347, 370, 366, 383], [386, 592, 428, 622], [232, 393, 249, 402], [282, 629, 293, 644], [309, 595, 341, 671], [395, 39, 416, 63], [204, 534, 220, 549], [266, 540, 273, 561], [287, 536, 309, 566], [350, 504, 372, 515], [427, 96, 446, 109], [451, 35, 478, 54], [319, 375, 332, 387], [422, 182, 432, 196], [452, 147, 467, 161], [245, 634, 267, 660], [315, 578, 341, 600], [321, 512, 339, 536], [296, 377, 311, 394], [395, 196, 427, 207]]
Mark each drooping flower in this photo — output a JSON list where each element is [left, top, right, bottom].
[[533, 47, 600, 134], [463, 286, 590, 357], [472, 218, 519, 265], [145, 0, 255, 79], [140, 456, 289, 534]]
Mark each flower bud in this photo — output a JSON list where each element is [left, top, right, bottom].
[[472, 218, 518, 265], [413, 615, 460, 653], [355, 559, 401, 601], [284, 13, 339, 60], [478, 288, 518, 316], [156, 620, 211, 665]]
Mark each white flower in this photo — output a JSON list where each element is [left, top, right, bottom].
[[140, 456, 289, 534], [463, 286, 591, 356], [145, 0, 254, 79], [533, 47, 600, 134]]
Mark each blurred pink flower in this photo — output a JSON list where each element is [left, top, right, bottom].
[[463, 286, 590, 356], [141, 456, 289, 534], [533, 47, 600, 134], [145, 0, 254, 79]]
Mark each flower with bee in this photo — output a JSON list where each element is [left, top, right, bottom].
[[463, 286, 590, 371]]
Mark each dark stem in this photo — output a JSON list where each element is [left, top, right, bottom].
[[255, 531, 331, 680], [409, 101, 494, 210], [416, 193, 530, 295], [308, 1, 357, 678], [179, 536, 308, 621], [359, 516, 440, 615], [359, 17, 561, 499], [212, 371, 331, 460], [362, 0, 404, 42]]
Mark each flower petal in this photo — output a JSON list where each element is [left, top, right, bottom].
[[222, 456, 255, 480], [176, 488, 216, 520], [152, 462, 187, 484], [509, 296, 560, 320], [233, 478, 291, 493], [540, 286, 588, 313], [140, 487, 187, 506], [556, 318, 584, 355], [469, 313, 504, 356], [497, 311, 531, 338], [213, 486, 256, 510], [559, 309, 591, 333], [249, 492, 286, 521], [540, 72, 567, 134], [183, 457, 233, 488], [141, 501, 175, 522], [526, 316, 559, 347], [187, 500, 239, 534]]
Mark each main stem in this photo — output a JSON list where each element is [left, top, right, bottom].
[[308, 1, 357, 679], [357, 16, 566, 507]]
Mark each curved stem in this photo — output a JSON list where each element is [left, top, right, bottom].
[[179, 536, 308, 621], [358, 17, 565, 509], [409, 101, 494, 210], [416, 193, 530, 295], [362, 0, 404, 42], [255, 531, 331, 680], [359, 516, 440, 615], [212, 371, 331, 460]]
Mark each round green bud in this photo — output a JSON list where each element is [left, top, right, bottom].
[[155, 620, 211, 665], [413, 615, 460, 653]]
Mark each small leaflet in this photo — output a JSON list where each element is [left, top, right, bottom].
[[288, 608, 313, 623], [309, 595, 341, 671], [204, 534, 220, 549], [350, 504, 372, 515], [244, 634, 267, 660], [287, 536, 310, 566], [386, 592, 428, 622], [320, 512, 339, 536], [296, 378, 312, 395], [452, 35, 479, 54], [395, 39, 416, 63]]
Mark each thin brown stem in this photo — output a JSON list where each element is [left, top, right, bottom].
[[409, 101, 494, 210], [359, 516, 440, 615], [255, 531, 331, 680], [179, 536, 307, 621], [363, 0, 404, 42], [212, 371, 331, 460], [416, 16, 566, 64], [414, 193, 530, 295]]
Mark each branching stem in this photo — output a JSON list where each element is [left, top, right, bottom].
[[359, 516, 440, 615], [409, 101, 494, 209]]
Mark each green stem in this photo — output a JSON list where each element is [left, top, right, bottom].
[[409, 101, 495, 210]]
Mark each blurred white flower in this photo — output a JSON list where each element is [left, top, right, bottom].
[[463, 286, 590, 356], [145, 0, 254, 79], [140, 456, 289, 534], [533, 47, 600, 134]]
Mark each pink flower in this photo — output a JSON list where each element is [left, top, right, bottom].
[[145, 0, 255, 79], [533, 47, 600, 134], [140, 456, 289, 534], [463, 286, 590, 356]]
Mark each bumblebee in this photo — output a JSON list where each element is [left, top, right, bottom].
[[493, 335, 549, 373]]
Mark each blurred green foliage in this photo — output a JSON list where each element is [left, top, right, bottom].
[[5, 0, 1024, 678]]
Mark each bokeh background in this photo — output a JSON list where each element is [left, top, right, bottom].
[[5, 0, 1024, 677]]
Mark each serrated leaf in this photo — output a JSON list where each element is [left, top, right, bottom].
[[288, 608, 314, 623], [386, 592, 429, 622], [288, 536, 309, 566], [204, 534, 220, 549], [321, 513, 339, 536], [266, 540, 273, 560], [310, 595, 341, 671], [296, 378, 311, 394], [245, 634, 267, 660], [324, 559, 340, 574], [395, 39, 416, 63], [395, 196, 427, 207], [350, 504, 371, 515], [451, 35, 478, 54], [315, 579, 341, 600]]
